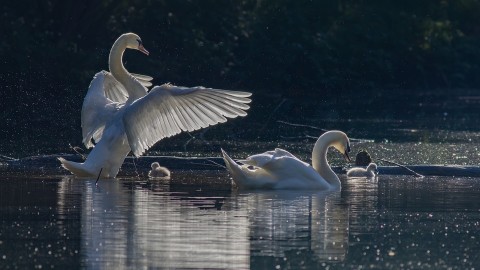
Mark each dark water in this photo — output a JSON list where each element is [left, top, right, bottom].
[[1, 172, 479, 269]]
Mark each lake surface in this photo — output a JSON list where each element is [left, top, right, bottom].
[[1, 171, 479, 269]]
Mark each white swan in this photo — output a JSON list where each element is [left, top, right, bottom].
[[346, 163, 378, 178], [221, 130, 351, 190], [58, 33, 252, 178], [148, 162, 171, 178]]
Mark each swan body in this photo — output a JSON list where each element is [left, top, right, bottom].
[[346, 163, 378, 178], [59, 33, 252, 178], [222, 130, 351, 190], [148, 162, 171, 178]]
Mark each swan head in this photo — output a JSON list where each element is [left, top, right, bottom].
[[367, 163, 378, 175], [328, 131, 351, 162], [151, 162, 160, 169], [121, 33, 149, 55]]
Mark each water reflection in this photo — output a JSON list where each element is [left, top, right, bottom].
[[1, 173, 480, 269], [343, 175, 480, 268], [247, 191, 349, 267], [57, 174, 249, 269], [54, 173, 350, 269]]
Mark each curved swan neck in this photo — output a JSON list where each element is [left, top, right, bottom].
[[109, 38, 130, 86], [108, 35, 147, 101], [311, 133, 341, 188]]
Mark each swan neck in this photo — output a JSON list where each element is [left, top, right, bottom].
[[312, 136, 340, 188], [109, 40, 130, 85], [108, 37, 148, 101]]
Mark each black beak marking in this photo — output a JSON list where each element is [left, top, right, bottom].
[[344, 150, 351, 162]]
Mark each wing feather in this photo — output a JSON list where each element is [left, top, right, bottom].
[[207, 90, 251, 108], [181, 97, 214, 127], [123, 84, 252, 156], [175, 98, 199, 130], [162, 102, 180, 136], [190, 96, 229, 122], [81, 71, 124, 148], [195, 94, 247, 118], [181, 96, 209, 129], [192, 97, 227, 124], [170, 99, 190, 131], [174, 98, 198, 131], [102, 72, 129, 103], [237, 148, 300, 168], [131, 72, 153, 88]]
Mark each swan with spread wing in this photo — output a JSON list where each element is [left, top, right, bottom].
[[59, 33, 252, 178]]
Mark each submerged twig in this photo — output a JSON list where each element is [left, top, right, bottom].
[[190, 159, 226, 169], [280, 134, 318, 140], [277, 121, 374, 142], [183, 129, 212, 152], [279, 132, 374, 143], [69, 144, 86, 160], [0, 154, 17, 161], [377, 158, 424, 178], [95, 168, 103, 185], [350, 138, 375, 143], [131, 157, 141, 179], [277, 120, 328, 132], [183, 127, 215, 152], [183, 133, 196, 152], [258, 98, 287, 137]]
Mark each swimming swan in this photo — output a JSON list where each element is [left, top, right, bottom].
[[222, 130, 351, 190], [58, 33, 252, 178], [148, 162, 171, 178], [346, 163, 378, 178]]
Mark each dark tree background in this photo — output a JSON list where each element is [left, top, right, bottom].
[[1, 0, 480, 156]]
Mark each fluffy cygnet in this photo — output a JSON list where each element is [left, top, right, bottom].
[[148, 162, 171, 178], [347, 163, 378, 178]]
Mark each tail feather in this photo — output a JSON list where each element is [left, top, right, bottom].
[[221, 149, 248, 189], [58, 157, 94, 178]]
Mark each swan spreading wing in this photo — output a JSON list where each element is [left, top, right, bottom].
[[81, 71, 124, 148], [131, 73, 153, 87], [81, 71, 154, 148], [62, 33, 255, 179], [123, 84, 252, 156]]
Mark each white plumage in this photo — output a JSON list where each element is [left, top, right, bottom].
[[222, 131, 351, 190], [148, 162, 171, 178], [346, 163, 378, 178], [59, 33, 252, 178]]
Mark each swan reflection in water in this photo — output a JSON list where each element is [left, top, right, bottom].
[[56, 173, 350, 268], [57, 175, 249, 269], [247, 190, 349, 265]]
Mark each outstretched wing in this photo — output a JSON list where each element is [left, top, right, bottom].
[[81, 71, 124, 148], [123, 84, 252, 156], [131, 73, 153, 88]]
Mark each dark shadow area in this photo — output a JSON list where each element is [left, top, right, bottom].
[[1, 1, 480, 157]]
